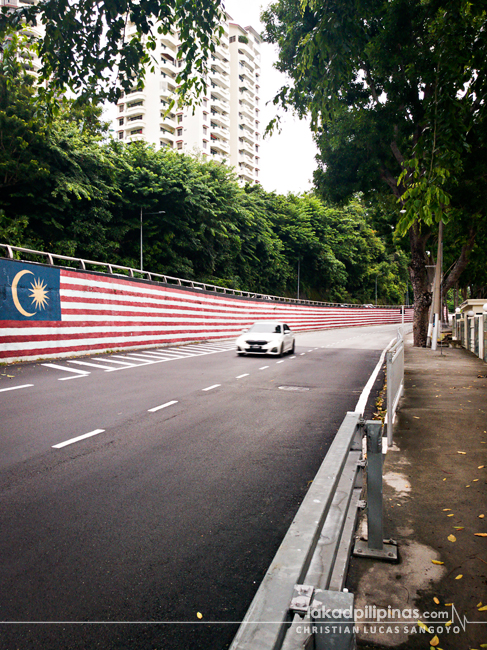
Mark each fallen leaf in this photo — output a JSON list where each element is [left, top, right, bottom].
[[457, 451, 467, 454], [445, 620, 452, 626], [473, 479, 479, 482], [432, 560, 444, 565], [455, 574, 463, 579], [479, 465, 485, 469], [444, 603, 452, 606], [443, 478, 447, 481], [479, 514, 485, 519], [466, 485, 471, 488], [196, 612, 203, 619], [443, 508, 451, 511], [448, 534, 456, 542], [478, 605, 487, 612], [413, 416, 420, 419], [454, 527, 464, 530], [447, 514, 454, 517], [430, 635, 440, 646], [433, 597, 440, 605], [475, 533, 487, 537], [417, 620, 429, 631]]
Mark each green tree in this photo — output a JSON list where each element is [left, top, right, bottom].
[[0, 0, 224, 103], [262, 0, 487, 345]]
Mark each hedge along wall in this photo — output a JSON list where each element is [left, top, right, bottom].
[[0, 258, 413, 364]]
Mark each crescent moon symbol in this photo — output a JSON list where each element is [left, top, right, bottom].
[[12, 270, 36, 317]]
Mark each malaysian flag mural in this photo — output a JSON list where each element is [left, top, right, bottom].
[[0, 258, 413, 364]]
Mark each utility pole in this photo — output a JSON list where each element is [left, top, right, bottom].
[[297, 257, 300, 300], [431, 220, 443, 351]]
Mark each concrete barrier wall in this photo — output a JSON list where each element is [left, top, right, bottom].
[[0, 258, 413, 364]]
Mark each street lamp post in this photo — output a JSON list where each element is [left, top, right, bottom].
[[140, 209, 165, 271]]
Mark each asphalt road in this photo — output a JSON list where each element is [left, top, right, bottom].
[[0, 324, 398, 650]]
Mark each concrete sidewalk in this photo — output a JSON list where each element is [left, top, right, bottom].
[[346, 335, 487, 650]]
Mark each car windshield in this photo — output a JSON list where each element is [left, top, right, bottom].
[[247, 323, 281, 333]]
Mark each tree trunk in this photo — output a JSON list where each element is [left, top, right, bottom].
[[408, 224, 431, 347]]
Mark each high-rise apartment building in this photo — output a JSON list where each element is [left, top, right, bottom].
[[113, 14, 262, 184]]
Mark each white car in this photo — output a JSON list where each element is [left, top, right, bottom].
[[236, 321, 295, 356]]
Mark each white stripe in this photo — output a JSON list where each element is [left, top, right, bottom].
[[42, 363, 89, 375], [92, 358, 136, 366], [202, 384, 221, 391], [259, 366, 269, 370], [236, 374, 249, 379], [67, 360, 117, 370], [58, 374, 88, 381], [148, 400, 178, 413], [52, 429, 105, 449], [354, 337, 396, 416], [276, 360, 284, 364], [0, 383, 33, 393]]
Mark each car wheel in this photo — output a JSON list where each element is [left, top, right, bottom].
[[278, 344, 284, 358], [290, 340, 295, 354], [237, 352, 245, 356]]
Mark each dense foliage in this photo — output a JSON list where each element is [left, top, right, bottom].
[[0, 0, 222, 103], [262, 0, 487, 344]]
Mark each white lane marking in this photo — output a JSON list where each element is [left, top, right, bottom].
[[300, 353, 305, 356], [308, 349, 313, 352], [259, 366, 269, 370], [110, 355, 147, 361], [276, 360, 284, 364], [354, 337, 396, 416], [148, 400, 178, 413], [67, 360, 117, 371], [42, 363, 89, 375], [125, 353, 169, 360], [0, 383, 33, 393], [58, 374, 89, 381], [236, 374, 249, 379], [93, 358, 136, 366], [202, 384, 221, 391], [290, 356, 296, 359], [134, 351, 175, 358], [52, 429, 105, 449]]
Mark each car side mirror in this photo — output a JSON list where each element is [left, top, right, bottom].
[[241, 328, 248, 333]]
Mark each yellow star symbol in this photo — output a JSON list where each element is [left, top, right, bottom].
[[29, 278, 49, 310]]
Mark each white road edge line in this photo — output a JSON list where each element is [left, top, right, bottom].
[[354, 336, 396, 418], [148, 400, 178, 413], [236, 374, 249, 379], [202, 384, 221, 391], [0, 384, 33, 393], [52, 429, 105, 449]]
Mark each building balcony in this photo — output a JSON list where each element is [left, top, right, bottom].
[[160, 115, 176, 130], [160, 33, 179, 50], [210, 137, 230, 154], [159, 133, 175, 147], [210, 110, 230, 128], [209, 69, 230, 89], [210, 97, 229, 115], [126, 115, 146, 128], [126, 132, 145, 142]]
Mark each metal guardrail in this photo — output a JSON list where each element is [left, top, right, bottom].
[[0, 243, 405, 309], [385, 332, 405, 447], [229, 412, 365, 650]]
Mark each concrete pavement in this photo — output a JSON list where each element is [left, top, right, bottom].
[[347, 334, 487, 650]]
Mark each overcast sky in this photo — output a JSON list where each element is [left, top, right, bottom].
[[224, 0, 319, 195]]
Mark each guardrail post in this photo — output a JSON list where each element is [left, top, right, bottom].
[[353, 421, 398, 562], [311, 590, 355, 650]]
